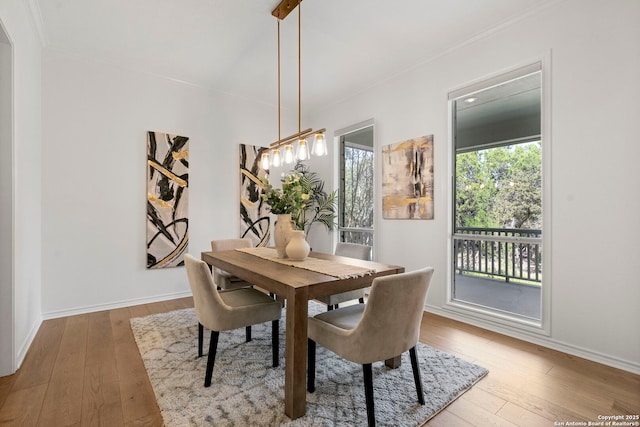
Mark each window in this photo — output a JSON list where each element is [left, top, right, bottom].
[[450, 64, 544, 323], [339, 125, 374, 246]]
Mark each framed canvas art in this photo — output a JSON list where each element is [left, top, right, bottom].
[[239, 144, 271, 247], [381, 135, 434, 219], [146, 131, 189, 268]]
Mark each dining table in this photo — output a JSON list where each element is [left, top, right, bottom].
[[200, 247, 404, 420]]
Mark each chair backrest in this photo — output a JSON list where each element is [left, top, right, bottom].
[[210, 238, 253, 282], [211, 238, 253, 252], [184, 254, 229, 331], [334, 242, 372, 261], [351, 267, 434, 363]]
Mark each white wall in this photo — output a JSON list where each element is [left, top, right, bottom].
[[310, 0, 640, 373], [0, 26, 13, 377], [41, 49, 276, 316], [0, 0, 43, 372]]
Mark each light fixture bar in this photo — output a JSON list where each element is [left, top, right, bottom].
[[270, 128, 326, 149], [270, 128, 312, 148]]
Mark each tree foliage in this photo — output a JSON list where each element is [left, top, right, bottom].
[[343, 146, 374, 228], [455, 142, 541, 229]]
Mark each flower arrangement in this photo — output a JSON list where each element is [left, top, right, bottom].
[[261, 163, 337, 234], [260, 172, 312, 217]]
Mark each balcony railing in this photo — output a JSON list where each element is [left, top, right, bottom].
[[339, 226, 373, 246], [454, 227, 542, 283]]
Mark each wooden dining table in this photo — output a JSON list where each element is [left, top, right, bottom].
[[201, 248, 404, 420]]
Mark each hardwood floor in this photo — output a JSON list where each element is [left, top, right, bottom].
[[0, 297, 638, 426]]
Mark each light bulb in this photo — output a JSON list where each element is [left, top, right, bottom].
[[271, 149, 281, 167], [261, 152, 270, 170], [296, 138, 309, 160], [312, 133, 327, 156], [284, 144, 294, 164]]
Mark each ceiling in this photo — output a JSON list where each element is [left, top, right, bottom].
[[32, 0, 553, 114]]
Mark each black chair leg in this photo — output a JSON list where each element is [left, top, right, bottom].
[[327, 304, 333, 311], [409, 346, 425, 405], [359, 297, 365, 304], [272, 319, 279, 367], [363, 363, 375, 427], [198, 322, 204, 358], [204, 331, 220, 387], [307, 339, 316, 392], [246, 325, 252, 342]]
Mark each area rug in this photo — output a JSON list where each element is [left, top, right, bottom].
[[130, 304, 488, 426]]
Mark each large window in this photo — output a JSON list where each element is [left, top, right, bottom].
[[339, 126, 374, 246], [450, 64, 544, 323]]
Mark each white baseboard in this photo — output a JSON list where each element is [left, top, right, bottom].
[[41, 290, 193, 320], [16, 315, 42, 370], [425, 304, 640, 375]]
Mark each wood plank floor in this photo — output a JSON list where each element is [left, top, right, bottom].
[[0, 297, 638, 426]]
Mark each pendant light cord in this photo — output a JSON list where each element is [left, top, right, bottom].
[[278, 19, 281, 141], [298, 3, 301, 133]]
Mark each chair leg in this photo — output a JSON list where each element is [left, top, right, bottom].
[[307, 339, 316, 393], [363, 363, 375, 427], [204, 331, 220, 387], [409, 346, 425, 405], [327, 304, 333, 311], [272, 319, 279, 367], [246, 325, 252, 342], [359, 297, 365, 304], [198, 322, 204, 358]]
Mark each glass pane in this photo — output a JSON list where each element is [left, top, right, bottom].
[[452, 71, 542, 321]]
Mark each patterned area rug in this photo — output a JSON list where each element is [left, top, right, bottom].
[[130, 304, 488, 426]]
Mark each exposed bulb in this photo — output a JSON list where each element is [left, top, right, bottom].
[[312, 133, 327, 156], [284, 144, 294, 164], [296, 138, 309, 161], [271, 149, 281, 167], [261, 152, 270, 170]]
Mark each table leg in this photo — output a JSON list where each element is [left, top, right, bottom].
[[284, 287, 309, 420]]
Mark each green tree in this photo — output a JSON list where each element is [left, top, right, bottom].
[[455, 151, 496, 228], [343, 146, 374, 228], [455, 142, 541, 229]]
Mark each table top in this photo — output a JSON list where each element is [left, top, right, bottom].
[[201, 249, 404, 299]]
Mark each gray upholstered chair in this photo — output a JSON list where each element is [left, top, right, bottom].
[[307, 267, 434, 427], [315, 242, 372, 310], [184, 254, 282, 387]]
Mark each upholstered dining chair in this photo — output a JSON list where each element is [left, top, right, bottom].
[[209, 238, 256, 347], [315, 242, 372, 310], [307, 267, 435, 427], [184, 254, 282, 387], [210, 238, 254, 290]]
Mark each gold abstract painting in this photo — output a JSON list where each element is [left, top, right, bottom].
[[146, 131, 189, 268], [239, 144, 271, 247], [382, 135, 434, 219]]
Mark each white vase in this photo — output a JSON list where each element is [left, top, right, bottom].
[[274, 214, 295, 258], [286, 230, 310, 260]]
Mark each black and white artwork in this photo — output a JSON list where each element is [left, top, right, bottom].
[[147, 131, 189, 268]]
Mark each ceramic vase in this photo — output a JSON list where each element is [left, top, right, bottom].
[[274, 214, 295, 258], [286, 230, 310, 260]]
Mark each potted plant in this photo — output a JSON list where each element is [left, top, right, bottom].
[[261, 162, 337, 256]]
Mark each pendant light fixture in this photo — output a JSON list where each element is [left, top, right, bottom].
[[263, 0, 327, 168]]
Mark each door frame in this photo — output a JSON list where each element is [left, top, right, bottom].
[[0, 18, 15, 376]]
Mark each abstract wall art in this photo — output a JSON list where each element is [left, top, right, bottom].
[[146, 131, 189, 268], [381, 135, 434, 220], [239, 144, 271, 247]]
